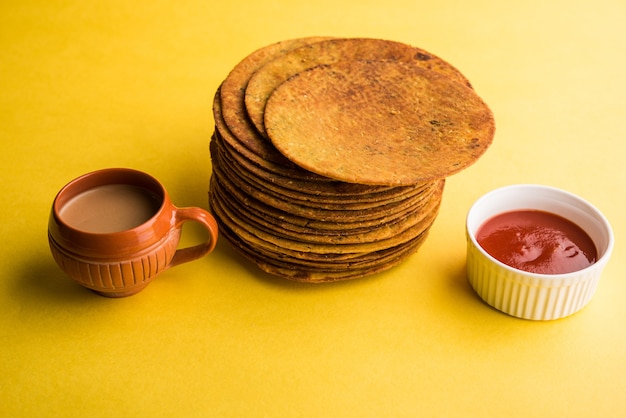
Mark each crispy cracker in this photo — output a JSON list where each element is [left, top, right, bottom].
[[212, 174, 443, 245], [213, 208, 433, 283], [212, 154, 439, 224], [213, 137, 430, 211], [264, 60, 495, 186], [212, 131, 417, 203], [245, 37, 472, 137], [210, 176, 441, 255], [219, 37, 332, 165], [211, 169, 442, 234]]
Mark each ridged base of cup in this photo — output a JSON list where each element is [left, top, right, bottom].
[[91, 283, 150, 298], [466, 237, 602, 320], [48, 232, 179, 297]]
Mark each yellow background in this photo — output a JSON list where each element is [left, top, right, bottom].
[[2, 0, 625, 416]]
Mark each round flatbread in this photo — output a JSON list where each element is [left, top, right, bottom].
[[218, 36, 332, 165], [264, 59, 495, 186], [212, 214, 432, 283], [245, 37, 472, 137]]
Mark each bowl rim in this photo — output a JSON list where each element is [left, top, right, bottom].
[[466, 183, 614, 280]]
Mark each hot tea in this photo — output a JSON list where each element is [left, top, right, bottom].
[[59, 184, 161, 233]]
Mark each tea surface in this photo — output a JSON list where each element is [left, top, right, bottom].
[[60, 184, 161, 233]]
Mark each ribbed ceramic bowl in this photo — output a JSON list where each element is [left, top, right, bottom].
[[466, 184, 614, 320]]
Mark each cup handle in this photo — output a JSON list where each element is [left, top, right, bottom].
[[167, 206, 219, 269]]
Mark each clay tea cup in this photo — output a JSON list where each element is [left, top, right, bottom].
[[48, 168, 219, 297]]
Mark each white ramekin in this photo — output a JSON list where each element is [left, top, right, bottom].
[[466, 184, 614, 320]]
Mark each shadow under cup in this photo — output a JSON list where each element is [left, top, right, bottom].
[[465, 184, 614, 320], [48, 168, 218, 297]]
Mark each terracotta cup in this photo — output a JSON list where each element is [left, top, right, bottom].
[[48, 168, 219, 297]]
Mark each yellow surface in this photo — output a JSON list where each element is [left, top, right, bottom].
[[2, 0, 625, 416]]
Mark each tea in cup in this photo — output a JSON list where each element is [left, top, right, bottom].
[[48, 168, 219, 297]]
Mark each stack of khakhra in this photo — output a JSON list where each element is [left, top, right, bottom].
[[209, 37, 495, 283]]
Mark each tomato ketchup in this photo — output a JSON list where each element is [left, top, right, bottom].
[[476, 210, 597, 274]]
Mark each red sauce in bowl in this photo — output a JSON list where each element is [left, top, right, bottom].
[[476, 210, 597, 274]]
